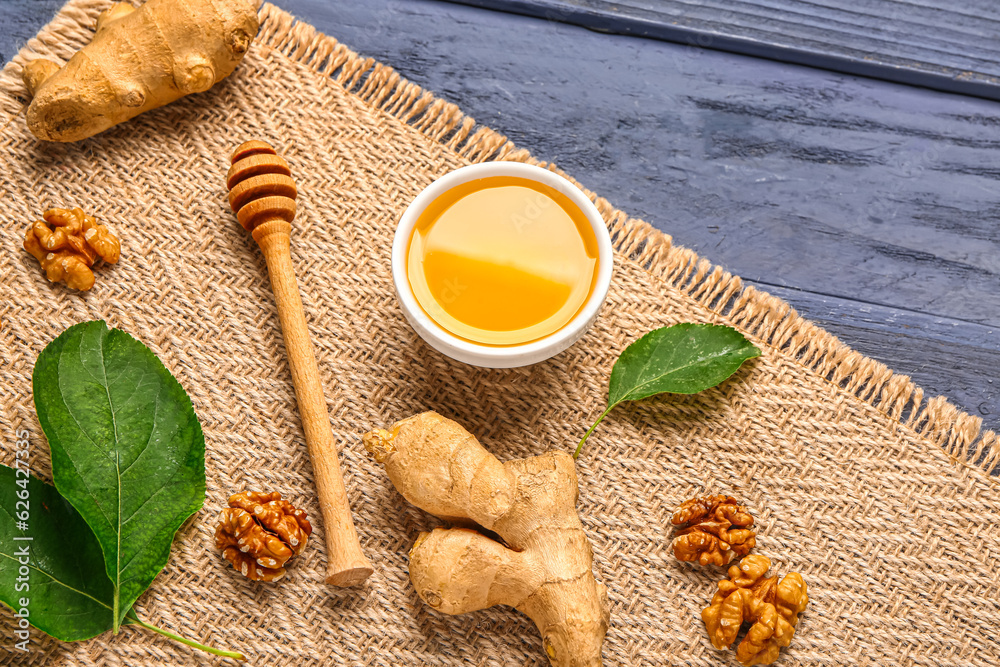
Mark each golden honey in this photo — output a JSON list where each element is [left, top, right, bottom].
[[406, 176, 599, 346]]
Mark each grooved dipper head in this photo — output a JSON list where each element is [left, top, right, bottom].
[[227, 140, 297, 232]]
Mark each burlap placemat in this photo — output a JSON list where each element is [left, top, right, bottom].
[[1, 1, 998, 665]]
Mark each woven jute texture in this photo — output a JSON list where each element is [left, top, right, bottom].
[[2, 1, 999, 665]]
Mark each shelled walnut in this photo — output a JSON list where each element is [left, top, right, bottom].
[[671, 494, 756, 566], [23, 207, 120, 290], [702, 555, 808, 666], [215, 491, 312, 582]]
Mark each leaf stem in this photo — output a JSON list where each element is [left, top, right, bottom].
[[128, 615, 245, 660], [574, 404, 616, 459]]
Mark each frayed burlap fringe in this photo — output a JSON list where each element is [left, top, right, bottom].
[[3, 3, 999, 667], [3, 1, 995, 479], [251, 4, 998, 479]]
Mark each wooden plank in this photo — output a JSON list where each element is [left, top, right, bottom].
[[2, 0, 996, 439], [447, 0, 1000, 100]]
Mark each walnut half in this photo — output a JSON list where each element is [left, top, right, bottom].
[[23, 207, 120, 290], [671, 494, 756, 566], [702, 555, 808, 666], [215, 491, 312, 582]]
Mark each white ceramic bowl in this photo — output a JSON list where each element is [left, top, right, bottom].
[[391, 161, 613, 368]]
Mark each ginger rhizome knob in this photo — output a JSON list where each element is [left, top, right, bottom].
[[22, 0, 259, 142], [364, 412, 610, 667]]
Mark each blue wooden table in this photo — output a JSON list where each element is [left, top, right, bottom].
[[4, 0, 998, 444]]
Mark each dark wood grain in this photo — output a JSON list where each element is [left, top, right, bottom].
[[2, 0, 997, 437], [447, 0, 1000, 100]]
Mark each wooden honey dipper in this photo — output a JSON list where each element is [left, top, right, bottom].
[[227, 140, 373, 587]]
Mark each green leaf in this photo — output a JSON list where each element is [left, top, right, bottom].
[[608, 323, 761, 403], [0, 464, 115, 641], [32, 321, 206, 631], [0, 467, 243, 659], [576, 323, 760, 457]]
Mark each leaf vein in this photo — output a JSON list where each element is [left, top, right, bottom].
[[95, 328, 125, 628], [0, 552, 112, 611]]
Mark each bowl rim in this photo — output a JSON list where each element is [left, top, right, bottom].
[[391, 161, 614, 368]]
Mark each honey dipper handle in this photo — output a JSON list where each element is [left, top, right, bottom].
[[252, 219, 374, 587]]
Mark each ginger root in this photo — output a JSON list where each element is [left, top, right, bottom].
[[363, 412, 609, 667], [21, 0, 259, 142]]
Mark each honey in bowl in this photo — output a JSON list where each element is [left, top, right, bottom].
[[406, 175, 600, 346]]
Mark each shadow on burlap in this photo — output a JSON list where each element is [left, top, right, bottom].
[[1, 1, 998, 665]]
